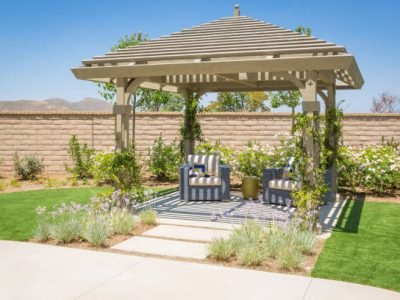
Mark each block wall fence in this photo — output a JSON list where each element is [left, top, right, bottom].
[[0, 112, 399, 177]]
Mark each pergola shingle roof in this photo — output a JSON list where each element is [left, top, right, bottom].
[[72, 13, 363, 93]]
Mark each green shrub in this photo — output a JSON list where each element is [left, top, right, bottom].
[[208, 237, 234, 261], [237, 243, 266, 266], [149, 135, 182, 181], [196, 140, 235, 165], [82, 213, 112, 247], [109, 207, 135, 235], [14, 152, 44, 180], [139, 209, 157, 225], [91, 151, 115, 185], [110, 144, 142, 192], [236, 141, 273, 178], [66, 135, 94, 180]]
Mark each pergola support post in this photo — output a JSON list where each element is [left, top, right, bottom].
[[114, 78, 131, 152], [326, 83, 338, 201], [300, 71, 320, 183], [183, 90, 196, 161]]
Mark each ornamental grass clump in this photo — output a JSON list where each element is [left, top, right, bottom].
[[82, 213, 113, 247], [208, 237, 234, 261], [140, 209, 157, 225], [276, 242, 303, 270], [50, 202, 88, 243], [263, 222, 285, 259], [109, 207, 135, 235], [293, 229, 317, 255], [237, 243, 266, 266], [230, 219, 266, 254], [33, 206, 51, 242]]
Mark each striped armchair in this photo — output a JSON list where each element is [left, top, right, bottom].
[[262, 168, 332, 206], [180, 155, 230, 201], [262, 168, 297, 206]]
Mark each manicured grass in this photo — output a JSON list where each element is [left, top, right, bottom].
[[0, 187, 105, 241], [312, 200, 400, 292]]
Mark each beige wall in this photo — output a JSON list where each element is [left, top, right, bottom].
[[1, 112, 399, 177]]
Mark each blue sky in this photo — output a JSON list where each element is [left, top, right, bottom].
[[0, 0, 399, 112]]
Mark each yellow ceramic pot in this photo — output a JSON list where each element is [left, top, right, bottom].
[[241, 176, 260, 200]]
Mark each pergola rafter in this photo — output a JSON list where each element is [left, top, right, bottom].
[[72, 5, 364, 201]]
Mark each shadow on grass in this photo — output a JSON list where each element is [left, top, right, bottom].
[[334, 195, 365, 233]]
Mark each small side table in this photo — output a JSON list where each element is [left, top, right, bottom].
[[241, 176, 260, 200]]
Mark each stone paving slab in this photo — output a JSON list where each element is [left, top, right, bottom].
[[157, 217, 237, 231], [142, 224, 231, 242], [111, 236, 208, 259]]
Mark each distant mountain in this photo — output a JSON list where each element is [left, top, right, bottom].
[[0, 97, 112, 112]]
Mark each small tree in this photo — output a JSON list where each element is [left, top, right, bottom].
[[66, 135, 94, 180], [371, 92, 400, 113], [207, 92, 269, 112]]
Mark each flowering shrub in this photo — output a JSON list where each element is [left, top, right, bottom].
[[338, 145, 400, 194], [359, 145, 400, 194], [196, 140, 235, 165], [337, 146, 363, 190], [235, 142, 274, 178]]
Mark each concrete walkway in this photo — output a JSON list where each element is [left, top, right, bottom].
[[1, 241, 399, 300]]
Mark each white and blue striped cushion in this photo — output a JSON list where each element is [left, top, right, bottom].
[[269, 179, 298, 191], [187, 155, 220, 177]]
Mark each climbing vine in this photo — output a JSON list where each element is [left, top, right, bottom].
[[179, 92, 203, 156], [290, 113, 328, 231], [290, 103, 344, 231]]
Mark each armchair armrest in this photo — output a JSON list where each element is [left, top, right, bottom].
[[219, 164, 230, 200], [180, 164, 190, 200]]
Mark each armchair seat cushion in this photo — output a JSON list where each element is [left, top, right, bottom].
[[269, 179, 298, 191], [189, 176, 221, 186]]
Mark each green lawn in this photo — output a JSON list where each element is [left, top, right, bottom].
[[0, 187, 105, 241], [312, 200, 400, 292]]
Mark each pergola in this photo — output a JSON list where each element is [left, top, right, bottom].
[[72, 5, 363, 199]]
